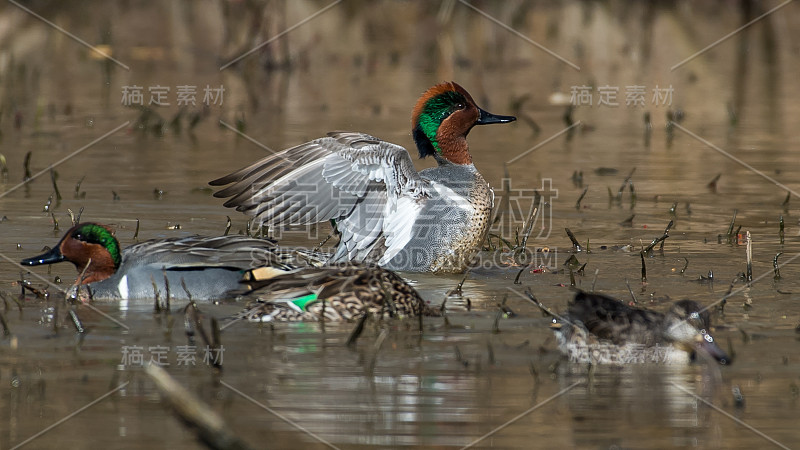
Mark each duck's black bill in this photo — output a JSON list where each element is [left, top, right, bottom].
[[21, 247, 65, 266], [476, 108, 516, 125], [698, 334, 731, 365]]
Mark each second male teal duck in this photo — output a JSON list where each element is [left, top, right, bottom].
[[210, 82, 516, 273], [21, 223, 320, 301], [552, 291, 730, 365]]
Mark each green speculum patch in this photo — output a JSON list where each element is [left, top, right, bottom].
[[291, 293, 319, 311]]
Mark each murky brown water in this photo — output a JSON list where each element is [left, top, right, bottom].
[[2, 1, 800, 449]]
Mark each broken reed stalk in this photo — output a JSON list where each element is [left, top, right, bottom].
[[620, 214, 634, 227], [625, 278, 638, 304], [367, 328, 389, 373], [669, 202, 678, 216], [23, 151, 32, 180], [519, 201, 539, 249], [640, 252, 647, 283], [513, 264, 529, 284], [492, 310, 502, 334], [446, 272, 469, 297], [224, 216, 232, 236], [151, 276, 161, 313], [0, 310, 11, 336], [719, 276, 740, 313], [575, 187, 588, 209], [779, 215, 784, 245], [745, 231, 752, 282], [565, 228, 582, 252], [726, 210, 738, 243], [68, 310, 85, 333], [642, 220, 673, 255], [498, 163, 511, 231], [617, 168, 636, 200], [707, 173, 721, 190], [680, 257, 689, 274], [163, 271, 171, 311], [145, 364, 251, 450], [74, 175, 85, 198], [50, 169, 61, 201], [498, 295, 515, 318], [773, 252, 782, 280], [659, 220, 673, 251], [523, 288, 554, 318]]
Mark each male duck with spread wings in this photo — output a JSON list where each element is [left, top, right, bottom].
[[210, 82, 515, 273]]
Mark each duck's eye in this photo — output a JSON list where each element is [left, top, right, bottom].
[[455, 103, 465, 110]]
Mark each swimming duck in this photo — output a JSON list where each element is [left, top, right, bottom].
[[210, 82, 516, 273], [552, 291, 730, 365], [21, 222, 322, 301], [235, 262, 440, 322]]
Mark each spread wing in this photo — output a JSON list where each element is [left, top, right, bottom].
[[210, 132, 431, 263]]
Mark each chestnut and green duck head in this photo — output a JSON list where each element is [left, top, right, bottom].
[[412, 81, 516, 165], [22, 223, 121, 285]]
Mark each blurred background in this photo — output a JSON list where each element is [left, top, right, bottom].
[[1, 1, 800, 449]]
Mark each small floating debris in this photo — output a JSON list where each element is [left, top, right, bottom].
[[707, 173, 721, 191]]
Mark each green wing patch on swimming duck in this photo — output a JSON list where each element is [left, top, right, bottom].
[[234, 263, 440, 322]]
